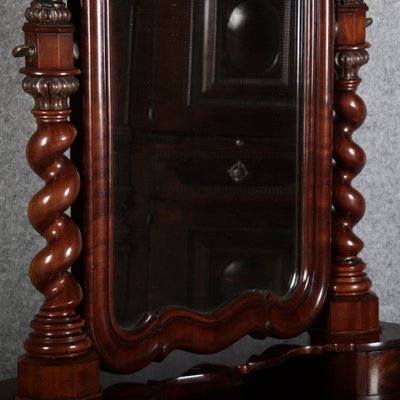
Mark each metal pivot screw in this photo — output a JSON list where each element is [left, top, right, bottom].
[[12, 42, 37, 60]]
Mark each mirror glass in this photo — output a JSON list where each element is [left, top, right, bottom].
[[110, 0, 302, 328]]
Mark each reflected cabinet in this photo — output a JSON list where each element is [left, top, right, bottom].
[[13, 0, 400, 399], [109, 0, 328, 330]]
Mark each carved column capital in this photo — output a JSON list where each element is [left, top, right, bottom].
[[25, 0, 71, 24], [335, 0, 366, 5], [22, 75, 79, 111], [335, 49, 369, 81]]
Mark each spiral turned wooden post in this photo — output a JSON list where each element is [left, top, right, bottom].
[[25, 88, 89, 358], [16, 1, 101, 399], [332, 47, 370, 296], [315, 0, 380, 336]]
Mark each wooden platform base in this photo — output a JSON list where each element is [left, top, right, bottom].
[[16, 351, 101, 400], [3, 322, 400, 400]]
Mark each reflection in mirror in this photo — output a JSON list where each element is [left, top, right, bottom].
[[111, 0, 301, 328], [226, 1, 281, 74]]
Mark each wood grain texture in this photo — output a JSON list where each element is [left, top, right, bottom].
[[13, 1, 400, 399], [314, 0, 380, 336], [16, 1, 101, 399], [77, 0, 333, 374], [6, 323, 400, 399], [20, 0, 89, 361]]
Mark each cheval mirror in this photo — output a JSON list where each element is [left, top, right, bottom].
[[12, 0, 400, 399]]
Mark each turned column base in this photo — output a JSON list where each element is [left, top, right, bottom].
[[17, 350, 101, 400], [313, 292, 380, 336]]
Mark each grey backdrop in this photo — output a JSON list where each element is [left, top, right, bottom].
[[1, 0, 399, 381]]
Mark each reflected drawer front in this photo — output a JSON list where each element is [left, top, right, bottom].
[[137, 141, 298, 200]]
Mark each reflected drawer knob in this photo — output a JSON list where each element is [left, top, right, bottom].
[[228, 161, 249, 183], [236, 139, 244, 147]]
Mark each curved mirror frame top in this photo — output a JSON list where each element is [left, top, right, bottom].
[[78, 0, 333, 374]]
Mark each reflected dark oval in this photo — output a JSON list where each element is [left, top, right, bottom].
[[226, 0, 281, 75], [220, 259, 266, 301]]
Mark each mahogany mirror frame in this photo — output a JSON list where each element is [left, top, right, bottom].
[[78, 0, 333, 374], [15, 0, 400, 399]]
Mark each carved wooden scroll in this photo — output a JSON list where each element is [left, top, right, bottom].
[[315, 0, 380, 336], [15, 1, 101, 399]]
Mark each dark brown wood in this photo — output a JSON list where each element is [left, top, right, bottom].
[[6, 324, 400, 400], [79, 0, 333, 374], [17, 352, 101, 400], [15, 1, 101, 399], [313, 0, 380, 336], [13, 0, 400, 398], [100, 322, 400, 400]]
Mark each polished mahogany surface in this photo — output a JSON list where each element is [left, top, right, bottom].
[[6, 323, 400, 400], [15, 1, 400, 400], [13, 2, 102, 399]]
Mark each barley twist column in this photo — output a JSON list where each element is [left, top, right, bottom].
[[15, 1, 101, 399], [23, 76, 88, 357], [315, 0, 380, 336]]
